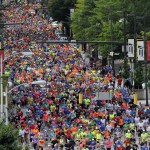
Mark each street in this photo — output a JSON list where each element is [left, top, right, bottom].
[[0, 1, 149, 150]]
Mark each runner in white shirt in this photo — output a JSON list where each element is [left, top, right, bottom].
[[134, 116, 140, 131], [106, 123, 113, 132], [146, 124, 150, 134], [100, 118, 106, 125], [106, 102, 113, 111], [19, 128, 25, 144], [126, 108, 132, 116], [137, 120, 144, 130], [114, 103, 120, 110], [143, 118, 149, 130]]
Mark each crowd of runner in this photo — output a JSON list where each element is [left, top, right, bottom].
[[1, 1, 150, 150]]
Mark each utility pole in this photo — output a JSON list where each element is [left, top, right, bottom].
[[110, 11, 115, 76], [0, 52, 3, 119], [143, 17, 149, 106], [0, 22, 25, 120], [134, 15, 137, 68], [127, 13, 136, 90], [123, 11, 127, 57]]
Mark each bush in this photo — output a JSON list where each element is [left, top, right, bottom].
[[0, 122, 22, 150]]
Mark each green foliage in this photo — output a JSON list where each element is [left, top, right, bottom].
[[46, 0, 76, 36], [71, 0, 98, 40], [134, 62, 144, 89], [45, 0, 150, 58], [2, 75, 9, 90], [71, 0, 124, 56], [47, 0, 72, 21], [122, 58, 130, 79], [141, 31, 150, 40], [0, 123, 22, 150], [71, 0, 150, 57], [45, 0, 150, 55]]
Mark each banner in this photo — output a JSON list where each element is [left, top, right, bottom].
[[79, 93, 82, 104], [147, 41, 150, 61], [137, 41, 144, 61], [134, 93, 138, 104], [0, 49, 4, 74], [127, 39, 134, 58], [95, 92, 112, 100]]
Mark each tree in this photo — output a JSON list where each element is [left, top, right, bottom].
[[71, 0, 124, 57], [71, 0, 150, 57], [133, 62, 144, 89], [46, 0, 76, 37], [71, 0, 99, 40], [0, 123, 22, 150]]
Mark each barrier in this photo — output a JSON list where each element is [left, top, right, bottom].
[[95, 92, 112, 100]]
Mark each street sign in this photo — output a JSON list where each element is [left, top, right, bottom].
[[95, 92, 112, 100]]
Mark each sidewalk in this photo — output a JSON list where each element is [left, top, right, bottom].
[[137, 99, 150, 105]]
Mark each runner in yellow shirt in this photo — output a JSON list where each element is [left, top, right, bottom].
[[125, 130, 132, 139]]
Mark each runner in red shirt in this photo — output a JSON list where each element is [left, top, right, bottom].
[[118, 77, 122, 87], [43, 112, 49, 122]]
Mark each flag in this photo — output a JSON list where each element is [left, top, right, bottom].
[[0, 49, 4, 74], [134, 93, 138, 104], [147, 41, 150, 61], [137, 41, 144, 61], [127, 39, 134, 58], [79, 93, 82, 104]]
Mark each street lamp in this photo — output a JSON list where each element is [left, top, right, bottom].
[[118, 11, 127, 57], [4, 51, 34, 61], [123, 11, 127, 57], [0, 21, 28, 119], [136, 16, 148, 106], [0, 50, 34, 119], [8, 80, 47, 93], [110, 12, 115, 76], [4, 80, 47, 125], [127, 14, 137, 66], [0, 53, 3, 119], [108, 9, 127, 76]]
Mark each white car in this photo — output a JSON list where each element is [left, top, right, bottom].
[[55, 29, 63, 35], [51, 21, 59, 28]]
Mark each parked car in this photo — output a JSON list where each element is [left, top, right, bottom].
[[55, 29, 63, 35], [51, 21, 59, 28]]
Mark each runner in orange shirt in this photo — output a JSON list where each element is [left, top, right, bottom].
[[103, 129, 111, 139], [118, 116, 124, 129]]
